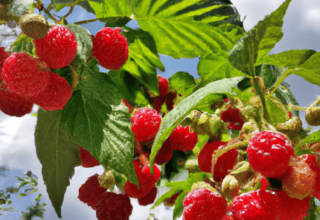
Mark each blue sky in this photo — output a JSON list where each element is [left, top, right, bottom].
[[0, 0, 320, 219]]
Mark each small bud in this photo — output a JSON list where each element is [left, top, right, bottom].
[[221, 175, 240, 199], [306, 106, 320, 126], [98, 170, 116, 190], [191, 181, 217, 193], [19, 14, 50, 39]]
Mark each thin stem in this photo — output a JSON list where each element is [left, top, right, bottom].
[[266, 68, 295, 98], [310, 97, 320, 108], [253, 77, 271, 123], [288, 104, 308, 111], [62, 6, 74, 19], [73, 18, 99, 25], [36, 0, 60, 24]]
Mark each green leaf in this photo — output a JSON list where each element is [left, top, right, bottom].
[[173, 191, 187, 219], [35, 109, 81, 218], [122, 28, 164, 96], [151, 188, 181, 209], [295, 130, 320, 150], [166, 172, 211, 191], [265, 97, 287, 124], [133, 0, 238, 59], [255, 64, 288, 89], [197, 51, 244, 88], [169, 71, 196, 97], [88, 0, 131, 18], [228, 0, 292, 75], [10, 33, 35, 55], [274, 82, 300, 117], [108, 70, 149, 107], [60, 59, 138, 186], [260, 50, 320, 86], [67, 24, 93, 66], [150, 76, 245, 173]]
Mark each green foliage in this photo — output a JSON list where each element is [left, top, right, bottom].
[[169, 71, 196, 98]]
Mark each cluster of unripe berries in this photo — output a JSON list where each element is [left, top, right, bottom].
[[0, 15, 129, 117]]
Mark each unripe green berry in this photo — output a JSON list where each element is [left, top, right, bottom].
[[19, 14, 50, 39], [221, 175, 240, 199], [306, 106, 320, 126]]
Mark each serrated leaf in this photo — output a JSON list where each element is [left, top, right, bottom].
[[108, 69, 149, 107], [88, 0, 131, 18], [151, 188, 181, 209], [296, 130, 320, 149], [265, 97, 287, 124], [173, 191, 187, 219], [228, 0, 292, 75], [121, 28, 164, 96], [260, 50, 320, 86], [10, 33, 35, 55], [35, 109, 81, 218], [255, 64, 288, 89], [60, 59, 138, 186], [150, 76, 244, 173], [67, 24, 93, 66]]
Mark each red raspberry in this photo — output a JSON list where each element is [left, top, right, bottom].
[[223, 216, 233, 220], [125, 161, 161, 198], [34, 25, 77, 69], [152, 96, 165, 113], [198, 141, 238, 182], [169, 125, 198, 151], [0, 47, 8, 74], [164, 192, 180, 206], [275, 191, 310, 220], [165, 90, 176, 111], [79, 146, 100, 168], [0, 84, 33, 117], [247, 131, 294, 178], [78, 174, 106, 210], [158, 76, 169, 97], [138, 186, 157, 206], [1, 52, 50, 97], [183, 188, 228, 220], [93, 27, 128, 70], [30, 71, 72, 111], [220, 105, 244, 130], [96, 192, 132, 220], [302, 154, 320, 200], [154, 139, 173, 165], [229, 189, 282, 220], [131, 108, 161, 142], [288, 111, 293, 118]]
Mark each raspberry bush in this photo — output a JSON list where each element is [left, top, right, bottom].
[[2, 0, 320, 219]]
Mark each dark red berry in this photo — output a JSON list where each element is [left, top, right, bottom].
[[93, 27, 128, 70], [183, 188, 228, 220], [165, 90, 176, 111], [152, 95, 165, 113], [78, 174, 106, 210], [125, 161, 161, 198], [275, 191, 310, 220], [229, 189, 282, 220], [1, 52, 50, 97], [34, 25, 77, 69], [155, 139, 173, 165], [158, 76, 169, 97], [30, 71, 72, 111], [288, 111, 293, 118], [131, 108, 161, 142], [220, 105, 244, 130], [96, 192, 132, 220], [79, 146, 100, 168], [247, 131, 294, 178], [0, 84, 33, 117], [169, 125, 198, 151], [138, 186, 157, 206]]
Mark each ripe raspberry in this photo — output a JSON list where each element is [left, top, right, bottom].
[[155, 139, 173, 165], [301, 154, 320, 200], [125, 161, 161, 198], [158, 76, 169, 97], [0, 84, 33, 117], [164, 192, 180, 207], [93, 27, 128, 71], [131, 108, 161, 142], [275, 191, 310, 220], [288, 111, 293, 118], [229, 189, 282, 220], [0, 47, 8, 74], [183, 188, 228, 220], [96, 192, 132, 220], [1, 52, 50, 97], [280, 157, 316, 200], [247, 131, 294, 178], [79, 146, 100, 168], [34, 25, 77, 69], [30, 71, 72, 111], [169, 125, 198, 151], [165, 90, 176, 111], [220, 105, 244, 130], [78, 174, 106, 210], [152, 96, 165, 113], [198, 141, 238, 182], [138, 186, 157, 206]]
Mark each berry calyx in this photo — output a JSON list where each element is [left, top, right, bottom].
[[154, 139, 173, 165], [131, 108, 161, 142], [79, 146, 100, 168], [1, 52, 50, 97], [229, 189, 282, 220], [34, 25, 77, 69], [138, 186, 157, 206], [96, 192, 132, 220], [78, 174, 106, 210], [247, 131, 294, 178], [169, 125, 198, 151], [93, 27, 128, 70], [19, 14, 50, 39], [183, 188, 228, 220]]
